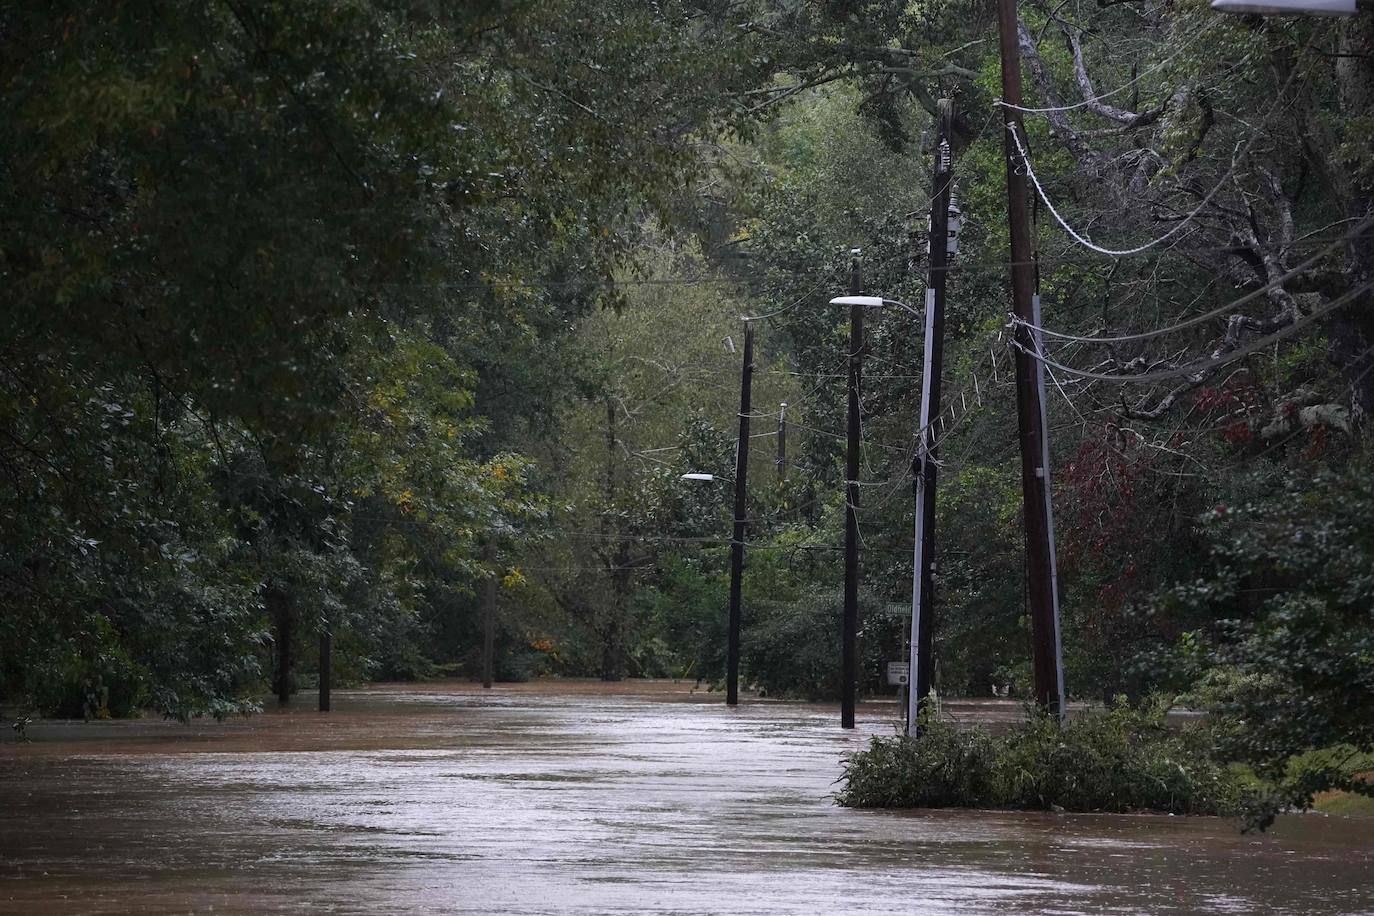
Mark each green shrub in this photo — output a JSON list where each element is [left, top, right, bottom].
[[838, 700, 1248, 816]]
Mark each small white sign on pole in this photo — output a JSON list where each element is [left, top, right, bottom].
[[886, 662, 910, 686]]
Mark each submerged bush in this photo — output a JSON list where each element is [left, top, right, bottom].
[[838, 701, 1247, 816]]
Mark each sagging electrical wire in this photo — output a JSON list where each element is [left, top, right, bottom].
[[996, 17, 1219, 116], [1006, 213, 1374, 344], [1005, 32, 1314, 259], [1009, 278, 1374, 385]]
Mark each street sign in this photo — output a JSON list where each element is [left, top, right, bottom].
[[886, 661, 910, 686]]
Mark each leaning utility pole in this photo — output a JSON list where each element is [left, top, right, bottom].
[[997, 0, 1066, 718], [726, 320, 755, 707], [908, 98, 955, 735], [842, 252, 863, 729]]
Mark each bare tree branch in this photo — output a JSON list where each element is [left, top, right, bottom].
[[1061, 25, 1164, 127], [1017, 19, 1093, 163]]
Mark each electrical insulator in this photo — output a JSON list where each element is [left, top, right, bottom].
[[946, 189, 963, 260]]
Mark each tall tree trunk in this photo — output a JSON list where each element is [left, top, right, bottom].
[[601, 549, 630, 683], [600, 397, 626, 681], [268, 586, 293, 704]]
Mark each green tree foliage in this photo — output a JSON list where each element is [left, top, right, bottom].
[[518, 234, 797, 681], [3, 0, 1371, 833], [0, 1, 764, 714], [1148, 457, 1374, 820]]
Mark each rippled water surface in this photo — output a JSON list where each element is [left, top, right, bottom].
[[2, 681, 1371, 914]]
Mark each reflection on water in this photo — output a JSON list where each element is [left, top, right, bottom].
[[1, 681, 1371, 914]]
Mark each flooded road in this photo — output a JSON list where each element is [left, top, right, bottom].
[[2, 681, 1371, 914]]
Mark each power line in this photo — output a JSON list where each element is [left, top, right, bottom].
[[1012, 278, 1374, 384], [842, 325, 1018, 520], [365, 238, 1353, 296], [740, 268, 841, 322], [994, 20, 1218, 116], [762, 369, 926, 380], [1010, 121, 1239, 258], [1009, 214, 1374, 344], [1006, 32, 1313, 260]]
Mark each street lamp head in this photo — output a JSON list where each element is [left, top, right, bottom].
[[830, 295, 922, 318], [1210, 0, 1355, 14], [681, 473, 719, 482]]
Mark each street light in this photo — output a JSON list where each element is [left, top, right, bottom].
[[829, 295, 922, 317], [829, 295, 884, 308], [830, 287, 924, 729], [851, 287, 935, 737], [681, 467, 745, 706], [1210, 0, 1361, 14], [828, 216, 958, 730], [831, 281, 956, 735]]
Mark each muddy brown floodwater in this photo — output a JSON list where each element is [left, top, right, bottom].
[[1, 680, 1371, 914]]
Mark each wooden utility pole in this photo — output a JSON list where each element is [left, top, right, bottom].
[[842, 253, 863, 729], [726, 320, 755, 707], [997, 0, 1066, 718], [908, 98, 955, 735], [318, 622, 331, 712], [482, 540, 496, 689]]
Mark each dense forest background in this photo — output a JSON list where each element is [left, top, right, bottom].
[[3, 1, 1371, 782]]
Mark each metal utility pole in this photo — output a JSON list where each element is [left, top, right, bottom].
[[908, 98, 955, 735], [318, 622, 331, 712], [776, 402, 788, 482], [842, 252, 863, 729], [482, 541, 496, 689], [726, 321, 755, 707], [997, 0, 1066, 718]]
